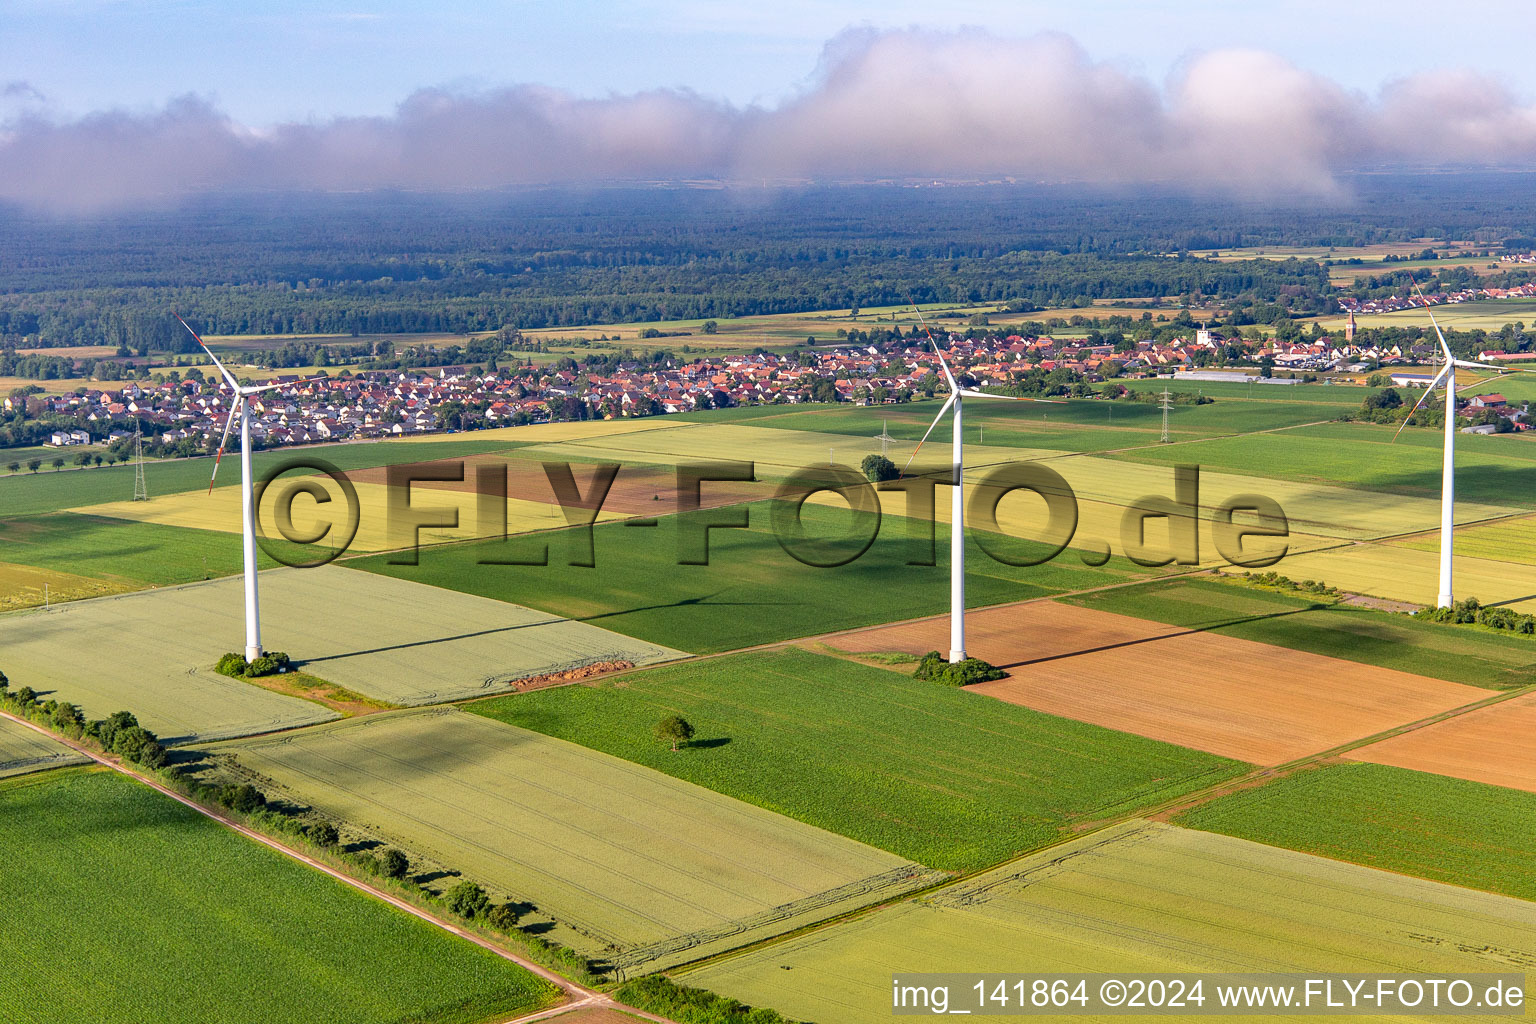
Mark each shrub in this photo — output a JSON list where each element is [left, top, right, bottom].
[[444, 879, 490, 919], [913, 651, 1005, 686], [1479, 606, 1520, 631], [616, 976, 804, 1024], [14, 685, 37, 707], [486, 903, 521, 931], [215, 651, 293, 679], [379, 848, 410, 879], [307, 821, 340, 848], [217, 783, 267, 814]]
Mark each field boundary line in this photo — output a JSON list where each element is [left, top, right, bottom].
[[0, 709, 675, 1024]]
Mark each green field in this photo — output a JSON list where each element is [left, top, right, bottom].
[[684, 820, 1536, 1024], [208, 708, 934, 970], [1177, 762, 1536, 902], [0, 512, 280, 587], [353, 502, 1149, 654], [0, 717, 86, 778], [0, 769, 557, 1024], [469, 648, 1246, 871], [1061, 577, 1536, 689], [1112, 425, 1536, 508], [0, 437, 520, 518]]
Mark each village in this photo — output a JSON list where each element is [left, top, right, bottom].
[[20, 307, 1533, 452]]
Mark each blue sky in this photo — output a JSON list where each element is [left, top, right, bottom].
[[4, 0, 1534, 124]]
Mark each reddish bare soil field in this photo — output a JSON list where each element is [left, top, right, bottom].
[[1347, 691, 1536, 792], [830, 602, 1487, 765], [349, 454, 768, 514]]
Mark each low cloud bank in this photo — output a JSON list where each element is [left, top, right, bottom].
[[4, 28, 1535, 211]]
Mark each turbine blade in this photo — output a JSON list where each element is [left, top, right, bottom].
[[956, 388, 1065, 404], [243, 374, 330, 396], [174, 313, 240, 391], [209, 402, 238, 493], [1453, 359, 1511, 372], [900, 393, 955, 478], [1410, 281, 1454, 361], [930, 341, 958, 392], [1391, 366, 1451, 443]]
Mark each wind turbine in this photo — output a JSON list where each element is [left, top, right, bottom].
[[175, 314, 319, 661], [901, 319, 1060, 663], [1392, 285, 1533, 608]]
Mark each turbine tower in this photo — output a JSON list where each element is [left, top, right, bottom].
[[176, 315, 318, 661], [1393, 284, 1532, 608], [902, 315, 1059, 663]]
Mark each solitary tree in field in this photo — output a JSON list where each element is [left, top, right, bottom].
[[654, 715, 695, 752], [861, 454, 898, 483]]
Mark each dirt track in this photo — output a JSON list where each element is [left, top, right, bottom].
[[1347, 690, 1536, 792], [830, 602, 1488, 765]]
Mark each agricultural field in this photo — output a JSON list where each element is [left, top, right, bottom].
[[0, 591, 339, 744], [0, 513, 270, 596], [0, 717, 86, 778], [830, 601, 1488, 764], [0, 564, 681, 709], [1277, 543, 1536, 615], [684, 820, 1536, 1024], [0, 436, 521, 517], [1348, 690, 1536, 793], [206, 708, 935, 971], [81, 473, 619, 552], [0, 769, 558, 1024], [1062, 577, 1536, 689], [0, 559, 126, 610], [1318, 297, 1536, 332], [469, 648, 1246, 871], [1112, 424, 1536, 509], [353, 502, 1152, 654], [1399, 512, 1536, 566], [1177, 761, 1536, 902]]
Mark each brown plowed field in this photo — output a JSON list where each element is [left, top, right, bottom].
[[1347, 691, 1536, 792], [830, 602, 1487, 765], [349, 455, 768, 515]]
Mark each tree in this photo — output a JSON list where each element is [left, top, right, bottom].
[[51, 457, 64, 471], [654, 715, 695, 752], [307, 821, 340, 847], [27, 459, 41, 473], [861, 453, 898, 482], [487, 903, 521, 931], [444, 879, 490, 919], [6, 462, 17, 474], [380, 848, 410, 879], [701, 320, 718, 334]]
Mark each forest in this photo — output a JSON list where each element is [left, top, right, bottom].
[[2, 173, 1534, 348]]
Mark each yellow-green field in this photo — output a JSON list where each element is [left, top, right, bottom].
[[1318, 299, 1536, 333], [686, 820, 1536, 1024], [1279, 542, 1536, 613], [0, 718, 86, 778], [4, 565, 682, 709], [79, 478, 618, 552], [0, 598, 338, 744], [209, 708, 937, 971], [1398, 514, 1536, 567], [0, 561, 128, 610]]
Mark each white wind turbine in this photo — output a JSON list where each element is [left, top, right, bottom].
[[1392, 285, 1533, 608], [176, 314, 319, 661], [902, 320, 1060, 663]]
